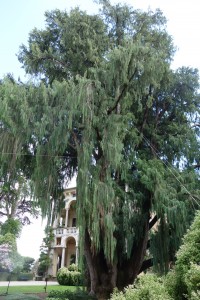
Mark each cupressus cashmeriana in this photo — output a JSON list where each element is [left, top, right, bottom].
[[0, 0, 200, 298]]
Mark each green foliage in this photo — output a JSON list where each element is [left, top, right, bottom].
[[0, 174, 38, 226], [0, 272, 17, 281], [57, 267, 82, 286], [0, 233, 17, 250], [185, 263, 200, 299], [176, 211, 200, 298], [165, 211, 200, 299], [18, 8, 108, 83], [176, 211, 200, 268], [37, 252, 51, 276], [0, 271, 33, 282], [110, 274, 172, 300], [0, 219, 22, 238], [165, 271, 179, 300], [17, 272, 33, 281], [0, 295, 41, 300], [0, 233, 19, 271], [47, 289, 96, 300], [0, 0, 200, 295], [0, 285, 76, 295], [67, 264, 79, 272], [21, 256, 35, 273], [38, 227, 54, 276]]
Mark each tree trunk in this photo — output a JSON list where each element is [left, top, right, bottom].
[[84, 229, 117, 299], [116, 218, 149, 289], [84, 219, 149, 299], [84, 230, 98, 295]]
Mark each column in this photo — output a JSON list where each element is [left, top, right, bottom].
[[65, 207, 69, 228], [53, 252, 58, 276], [53, 214, 59, 227], [61, 247, 66, 268], [75, 246, 79, 264]]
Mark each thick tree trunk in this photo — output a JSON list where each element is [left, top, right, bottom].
[[116, 218, 149, 289], [84, 230, 98, 295], [84, 229, 117, 299], [84, 219, 149, 299]]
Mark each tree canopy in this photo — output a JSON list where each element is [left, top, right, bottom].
[[0, 1, 200, 298]]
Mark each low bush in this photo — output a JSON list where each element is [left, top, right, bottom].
[[17, 272, 33, 281], [165, 271, 180, 300], [0, 271, 11, 281], [67, 264, 78, 272], [0, 271, 18, 281], [184, 263, 200, 300], [110, 273, 172, 300], [57, 266, 82, 286], [47, 289, 96, 299]]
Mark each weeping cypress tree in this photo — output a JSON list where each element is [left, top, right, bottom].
[[0, 1, 200, 298]]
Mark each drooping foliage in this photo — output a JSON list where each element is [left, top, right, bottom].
[[0, 1, 200, 297], [0, 173, 38, 225]]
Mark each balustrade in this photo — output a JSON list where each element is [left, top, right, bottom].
[[55, 227, 78, 236], [66, 227, 77, 234]]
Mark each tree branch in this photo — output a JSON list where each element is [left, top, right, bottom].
[[193, 164, 200, 169], [149, 215, 158, 230], [191, 123, 200, 128], [0, 211, 8, 217], [107, 68, 138, 115], [139, 258, 153, 273]]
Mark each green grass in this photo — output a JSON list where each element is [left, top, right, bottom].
[[0, 284, 77, 295], [0, 294, 41, 299]]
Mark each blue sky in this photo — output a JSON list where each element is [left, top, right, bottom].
[[1, 0, 200, 259], [0, 0, 99, 79], [1, 0, 200, 80]]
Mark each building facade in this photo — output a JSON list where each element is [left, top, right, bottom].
[[48, 187, 79, 277]]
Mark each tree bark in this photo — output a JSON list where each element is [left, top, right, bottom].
[[84, 218, 150, 299], [84, 229, 98, 295]]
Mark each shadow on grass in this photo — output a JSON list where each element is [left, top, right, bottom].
[[0, 294, 42, 300]]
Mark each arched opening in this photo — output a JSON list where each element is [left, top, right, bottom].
[[64, 237, 76, 267], [68, 200, 76, 227]]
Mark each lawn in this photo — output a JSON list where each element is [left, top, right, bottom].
[[0, 285, 78, 299]]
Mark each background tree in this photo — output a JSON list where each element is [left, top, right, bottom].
[[21, 256, 35, 273], [0, 174, 38, 225], [0, 233, 16, 272], [0, 1, 200, 298], [37, 227, 54, 277], [0, 233, 23, 273], [0, 218, 21, 238]]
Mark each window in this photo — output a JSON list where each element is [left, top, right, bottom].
[[72, 218, 76, 227], [56, 237, 61, 245]]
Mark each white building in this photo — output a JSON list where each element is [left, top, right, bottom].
[[48, 187, 79, 277]]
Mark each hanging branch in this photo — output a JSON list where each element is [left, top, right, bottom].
[[107, 68, 138, 115]]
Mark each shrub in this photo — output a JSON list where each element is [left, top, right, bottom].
[[165, 270, 180, 299], [110, 273, 172, 300], [57, 267, 82, 286], [0, 271, 18, 281], [68, 263, 78, 272], [47, 289, 96, 299], [17, 272, 33, 281], [166, 211, 200, 299], [185, 263, 200, 299]]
